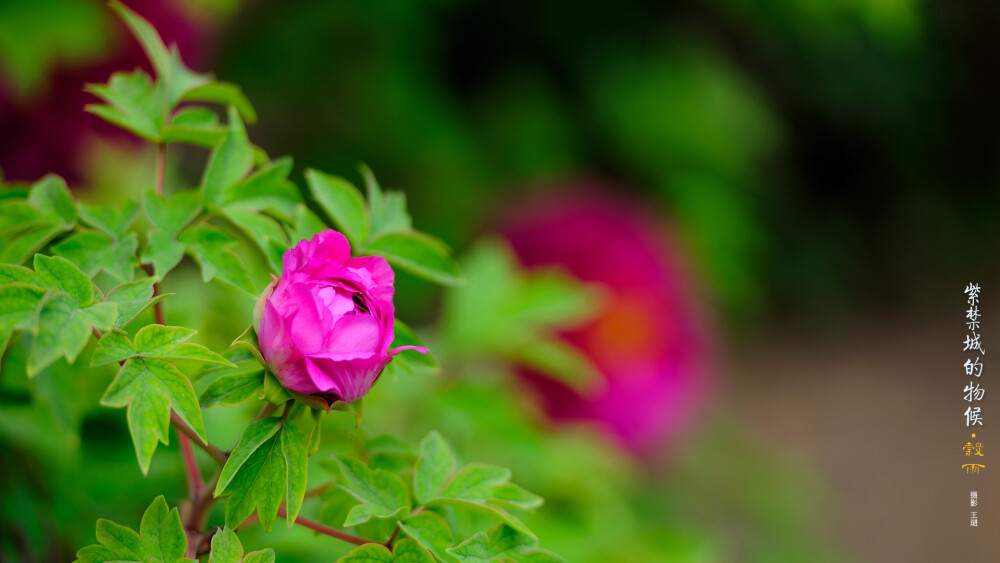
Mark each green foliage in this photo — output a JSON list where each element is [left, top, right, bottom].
[[305, 165, 463, 286], [214, 417, 309, 532], [74, 496, 190, 563], [208, 527, 275, 563], [0, 4, 567, 563], [442, 240, 603, 393]]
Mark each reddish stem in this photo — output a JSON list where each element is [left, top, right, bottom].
[[177, 431, 203, 499], [170, 412, 227, 465], [154, 143, 166, 195], [277, 507, 375, 547]]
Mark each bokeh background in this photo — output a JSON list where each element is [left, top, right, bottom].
[[2, 0, 999, 561]]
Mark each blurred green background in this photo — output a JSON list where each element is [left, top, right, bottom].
[[2, 0, 998, 561]]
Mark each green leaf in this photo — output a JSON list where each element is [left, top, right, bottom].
[[399, 512, 458, 563], [358, 163, 411, 239], [79, 201, 140, 238], [181, 82, 257, 124], [202, 107, 253, 205], [0, 283, 45, 353], [293, 204, 326, 245], [165, 45, 212, 106], [52, 231, 139, 281], [0, 264, 37, 285], [85, 70, 165, 141], [28, 174, 77, 225], [0, 199, 45, 237], [92, 329, 137, 366], [221, 156, 300, 217], [163, 106, 227, 146], [440, 464, 511, 503], [208, 527, 243, 563], [390, 319, 436, 372], [145, 191, 201, 236], [515, 339, 602, 395], [336, 541, 435, 563], [215, 418, 308, 532], [201, 370, 264, 408], [100, 356, 206, 474], [260, 371, 292, 405], [335, 456, 410, 526], [33, 254, 93, 305], [282, 421, 308, 524], [488, 484, 543, 512], [305, 168, 369, 248], [73, 496, 188, 563], [230, 325, 266, 367], [365, 232, 462, 286], [180, 226, 257, 295], [219, 207, 288, 271], [1, 224, 65, 264], [134, 324, 235, 366], [445, 525, 537, 563], [28, 294, 115, 376], [143, 230, 187, 277], [205, 526, 277, 563], [513, 550, 563, 563], [336, 545, 394, 563], [107, 276, 171, 328], [109, 1, 170, 81], [414, 431, 456, 505]]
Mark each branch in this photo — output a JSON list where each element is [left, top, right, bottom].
[[154, 143, 166, 195], [277, 507, 377, 547], [170, 412, 227, 465], [177, 431, 203, 499]]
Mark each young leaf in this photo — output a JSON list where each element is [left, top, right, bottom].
[[399, 512, 458, 563], [0, 283, 46, 353], [202, 107, 253, 205], [0, 264, 37, 285], [440, 464, 511, 503], [145, 191, 201, 236], [133, 324, 235, 366], [358, 163, 411, 239], [207, 526, 276, 563], [163, 106, 227, 147], [305, 169, 369, 248], [28, 175, 77, 225], [1, 224, 67, 264], [73, 496, 187, 563], [445, 525, 538, 563], [91, 329, 138, 366], [336, 540, 434, 563], [293, 204, 327, 245], [364, 232, 462, 286], [220, 156, 299, 218], [85, 70, 165, 141], [336, 545, 393, 563], [335, 456, 410, 526], [200, 370, 264, 408], [33, 254, 94, 306], [215, 418, 308, 532], [181, 82, 257, 124], [100, 357, 207, 474], [180, 226, 257, 295], [28, 293, 116, 376], [52, 231, 138, 281], [107, 276, 171, 329], [143, 230, 187, 277], [414, 431, 456, 505], [79, 201, 140, 238], [109, 1, 170, 81]]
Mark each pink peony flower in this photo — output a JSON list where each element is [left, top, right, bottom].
[[256, 230, 426, 402], [504, 187, 713, 452]]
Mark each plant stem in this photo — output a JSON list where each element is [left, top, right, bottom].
[[277, 507, 376, 547], [154, 143, 166, 195], [177, 430, 203, 499], [385, 525, 400, 549], [170, 412, 227, 465]]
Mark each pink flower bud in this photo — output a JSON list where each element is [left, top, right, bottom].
[[257, 230, 427, 402]]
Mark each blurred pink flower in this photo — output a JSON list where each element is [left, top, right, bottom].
[[504, 186, 713, 452]]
